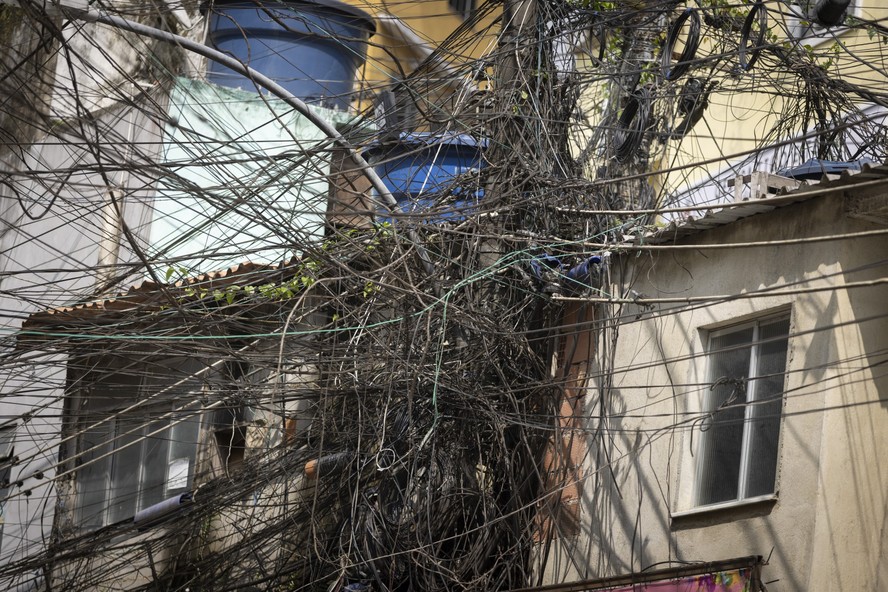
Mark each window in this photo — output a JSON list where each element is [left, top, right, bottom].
[[74, 358, 202, 530], [0, 426, 15, 548], [695, 315, 790, 507], [448, 0, 475, 19]]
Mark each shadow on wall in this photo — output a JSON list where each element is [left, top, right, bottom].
[[541, 195, 864, 588], [819, 234, 888, 589]]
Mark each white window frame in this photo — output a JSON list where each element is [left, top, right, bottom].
[[692, 313, 791, 509], [74, 359, 203, 530]]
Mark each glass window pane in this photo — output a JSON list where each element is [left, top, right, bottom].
[[77, 422, 113, 530], [140, 419, 169, 511], [148, 358, 205, 405], [746, 318, 790, 497], [166, 411, 200, 496], [76, 356, 204, 528], [89, 368, 141, 411], [697, 327, 753, 505], [109, 418, 142, 523]]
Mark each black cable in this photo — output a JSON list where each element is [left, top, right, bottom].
[[596, 25, 607, 64], [614, 87, 652, 163], [662, 7, 701, 81], [739, 1, 767, 72], [662, 77, 711, 141], [6, 170, 73, 222]]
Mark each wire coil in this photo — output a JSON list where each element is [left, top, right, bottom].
[[739, 1, 767, 72], [614, 87, 653, 162], [662, 7, 702, 81]]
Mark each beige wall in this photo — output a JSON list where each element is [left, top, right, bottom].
[[350, 0, 498, 85], [543, 188, 888, 590]]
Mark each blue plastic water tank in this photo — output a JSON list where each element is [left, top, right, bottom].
[[363, 133, 488, 222], [207, 0, 375, 110]]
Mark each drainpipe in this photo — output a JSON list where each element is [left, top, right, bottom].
[[96, 187, 123, 287]]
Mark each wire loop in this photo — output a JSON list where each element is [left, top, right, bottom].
[[662, 7, 702, 81], [614, 87, 653, 162], [739, 1, 767, 72]]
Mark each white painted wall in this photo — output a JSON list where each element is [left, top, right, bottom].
[[0, 96, 164, 583]]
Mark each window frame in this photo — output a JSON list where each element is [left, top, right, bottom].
[[72, 357, 204, 530], [692, 312, 791, 509]]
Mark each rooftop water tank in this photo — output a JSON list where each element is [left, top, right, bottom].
[[206, 0, 375, 110], [363, 133, 488, 222]]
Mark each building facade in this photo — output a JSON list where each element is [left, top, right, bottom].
[[543, 170, 888, 590]]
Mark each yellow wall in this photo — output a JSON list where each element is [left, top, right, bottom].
[[665, 1, 888, 196], [341, 0, 499, 98], [574, 2, 888, 203]]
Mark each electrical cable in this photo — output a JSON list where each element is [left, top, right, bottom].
[[614, 86, 653, 162], [661, 7, 701, 81], [0, 0, 887, 589], [739, 1, 767, 72]]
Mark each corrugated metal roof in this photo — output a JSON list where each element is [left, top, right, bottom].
[[634, 160, 888, 245], [20, 259, 294, 331]]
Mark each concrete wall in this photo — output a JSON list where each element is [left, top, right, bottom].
[[542, 189, 888, 590], [0, 5, 58, 148], [0, 2, 349, 570], [0, 353, 65, 591], [664, 2, 888, 198], [49, 2, 203, 118], [351, 0, 498, 91], [572, 3, 888, 202]]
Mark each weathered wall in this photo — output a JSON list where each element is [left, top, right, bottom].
[[543, 189, 888, 590], [49, 2, 202, 118], [0, 94, 164, 312], [0, 97, 164, 577], [0, 5, 58, 151]]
